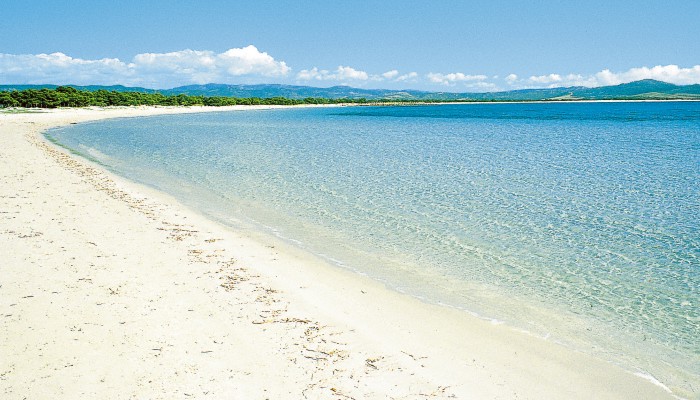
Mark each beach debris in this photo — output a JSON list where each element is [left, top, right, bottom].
[[419, 385, 455, 398], [365, 357, 382, 370], [281, 317, 311, 324], [401, 350, 427, 361], [218, 264, 249, 291], [18, 128, 459, 400], [330, 387, 356, 399]]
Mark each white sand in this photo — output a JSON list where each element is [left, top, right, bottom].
[[0, 106, 677, 399]]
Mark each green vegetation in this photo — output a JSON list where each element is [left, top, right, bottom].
[[0, 86, 358, 108]]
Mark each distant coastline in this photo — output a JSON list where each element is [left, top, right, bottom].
[[2, 79, 700, 108]]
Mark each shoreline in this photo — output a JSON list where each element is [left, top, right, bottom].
[[358, 99, 700, 107], [0, 106, 681, 399]]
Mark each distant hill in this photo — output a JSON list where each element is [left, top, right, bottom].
[[3, 80, 700, 101], [563, 80, 700, 100], [161, 80, 700, 101], [163, 84, 437, 100]]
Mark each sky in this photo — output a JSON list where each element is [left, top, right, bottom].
[[2, 0, 699, 91]]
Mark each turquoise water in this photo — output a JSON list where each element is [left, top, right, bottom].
[[48, 102, 699, 396]]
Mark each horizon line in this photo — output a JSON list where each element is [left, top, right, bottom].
[[1, 78, 694, 96]]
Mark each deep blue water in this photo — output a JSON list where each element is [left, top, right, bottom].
[[47, 102, 700, 395]]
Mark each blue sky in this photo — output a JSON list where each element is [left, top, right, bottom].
[[2, 0, 699, 91]]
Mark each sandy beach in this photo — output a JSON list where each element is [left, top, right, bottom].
[[0, 106, 677, 399]]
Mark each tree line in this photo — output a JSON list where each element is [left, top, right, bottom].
[[0, 86, 438, 108]]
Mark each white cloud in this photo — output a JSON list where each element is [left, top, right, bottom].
[[133, 46, 289, 83], [506, 65, 700, 89], [505, 74, 518, 84], [0, 46, 290, 87], [426, 72, 488, 86], [295, 67, 323, 81], [3, 50, 700, 92], [295, 64, 700, 90], [528, 73, 562, 84], [335, 65, 368, 81], [132, 46, 290, 86], [296, 65, 369, 82], [593, 65, 700, 86], [0, 52, 134, 85], [382, 69, 399, 79], [218, 46, 290, 76], [395, 71, 418, 82], [376, 70, 419, 83]]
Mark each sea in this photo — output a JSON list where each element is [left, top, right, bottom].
[[46, 102, 699, 397]]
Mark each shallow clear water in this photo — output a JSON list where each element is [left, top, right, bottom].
[[48, 102, 700, 395]]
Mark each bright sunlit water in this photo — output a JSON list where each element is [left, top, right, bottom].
[[47, 102, 700, 395]]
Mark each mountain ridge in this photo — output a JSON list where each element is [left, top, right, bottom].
[[2, 79, 700, 101]]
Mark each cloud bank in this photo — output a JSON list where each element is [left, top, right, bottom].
[[507, 65, 700, 89], [426, 72, 488, 86], [296, 66, 369, 82], [0, 46, 290, 88], [295, 66, 420, 86], [1, 48, 699, 91]]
